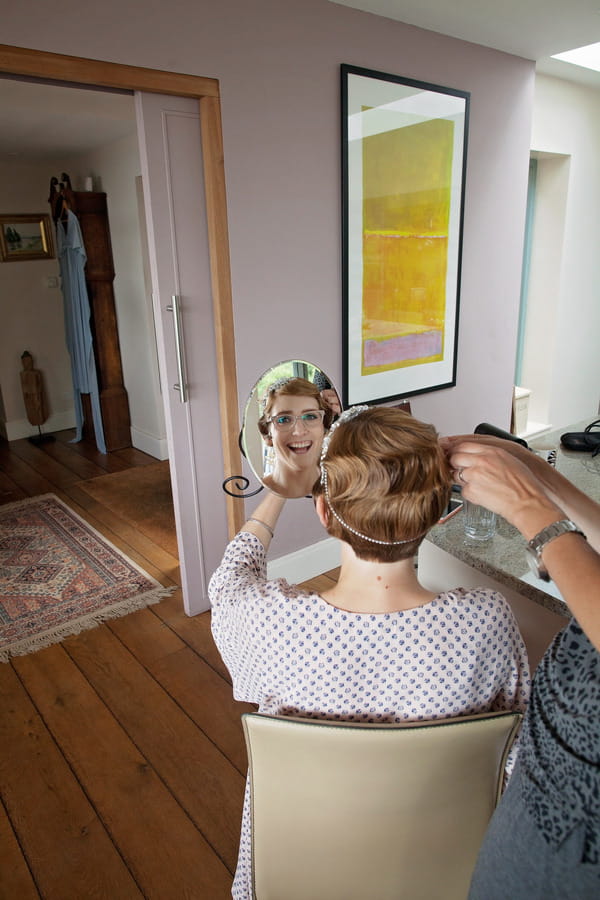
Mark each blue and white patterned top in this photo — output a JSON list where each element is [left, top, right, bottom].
[[209, 532, 531, 899]]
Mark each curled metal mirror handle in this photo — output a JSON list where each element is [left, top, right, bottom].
[[222, 476, 264, 498], [221, 428, 264, 498]]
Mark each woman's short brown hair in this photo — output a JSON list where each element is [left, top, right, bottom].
[[258, 377, 335, 440], [312, 406, 452, 562]]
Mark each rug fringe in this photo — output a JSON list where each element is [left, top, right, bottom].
[[0, 585, 176, 664]]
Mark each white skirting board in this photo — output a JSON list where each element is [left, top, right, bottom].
[[267, 536, 341, 584], [130, 426, 169, 460], [6, 414, 168, 461], [4, 409, 75, 441]]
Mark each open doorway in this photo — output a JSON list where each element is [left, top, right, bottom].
[[0, 44, 243, 614], [0, 76, 166, 458], [0, 76, 178, 579]]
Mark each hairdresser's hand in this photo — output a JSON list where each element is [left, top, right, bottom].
[[447, 440, 562, 540], [442, 432, 533, 467], [443, 434, 600, 550], [442, 432, 563, 501], [320, 388, 341, 417], [446, 442, 600, 653]]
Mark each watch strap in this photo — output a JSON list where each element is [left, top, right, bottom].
[[527, 519, 586, 581]]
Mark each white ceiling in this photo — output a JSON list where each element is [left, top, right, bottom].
[[332, 0, 600, 62], [334, 0, 600, 86], [2, 1, 600, 162], [0, 77, 136, 163]]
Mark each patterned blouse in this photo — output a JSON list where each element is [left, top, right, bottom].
[[520, 617, 600, 864], [209, 532, 531, 899]]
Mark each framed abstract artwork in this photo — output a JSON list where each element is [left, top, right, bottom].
[[341, 64, 469, 406]]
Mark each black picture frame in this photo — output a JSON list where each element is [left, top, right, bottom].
[[341, 64, 469, 407]]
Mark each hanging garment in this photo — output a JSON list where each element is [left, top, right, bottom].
[[55, 209, 107, 454]]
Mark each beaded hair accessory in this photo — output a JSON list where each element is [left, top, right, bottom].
[[260, 377, 295, 411], [319, 405, 425, 546]]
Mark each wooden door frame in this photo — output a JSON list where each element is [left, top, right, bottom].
[[0, 43, 244, 536]]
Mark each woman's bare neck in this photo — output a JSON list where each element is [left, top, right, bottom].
[[319, 547, 437, 614]]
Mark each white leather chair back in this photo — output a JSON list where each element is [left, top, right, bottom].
[[243, 710, 521, 900]]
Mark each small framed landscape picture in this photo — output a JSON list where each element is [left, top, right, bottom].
[[0, 213, 55, 262]]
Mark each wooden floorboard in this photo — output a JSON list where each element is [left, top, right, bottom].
[[6, 438, 82, 490], [40, 435, 113, 480], [62, 625, 245, 874], [0, 443, 55, 497], [63, 483, 181, 585], [13, 645, 232, 898], [0, 661, 141, 899], [0, 431, 333, 897], [53, 429, 149, 473], [0, 799, 40, 900], [150, 591, 233, 681], [0, 466, 27, 505]]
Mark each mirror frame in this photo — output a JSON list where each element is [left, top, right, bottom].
[[241, 359, 341, 498]]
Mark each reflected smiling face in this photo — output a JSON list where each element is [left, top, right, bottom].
[[267, 394, 326, 474]]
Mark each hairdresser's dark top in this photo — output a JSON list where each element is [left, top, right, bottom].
[[519, 617, 600, 863]]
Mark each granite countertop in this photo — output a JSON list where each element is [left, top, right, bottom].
[[426, 420, 600, 617]]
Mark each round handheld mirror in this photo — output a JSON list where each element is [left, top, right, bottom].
[[241, 360, 342, 498]]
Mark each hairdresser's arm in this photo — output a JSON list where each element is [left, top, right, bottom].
[[448, 439, 600, 652], [443, 434, 600, 552]]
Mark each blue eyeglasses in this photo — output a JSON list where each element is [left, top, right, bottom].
[[267, 410, 325, 432]]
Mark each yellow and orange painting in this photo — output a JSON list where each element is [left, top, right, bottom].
[[361, 117, 454, 375]]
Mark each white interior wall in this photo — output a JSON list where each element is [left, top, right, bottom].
[[520, 153, 569, 430], [0, 159, 73, 439], [526, 74, 600, 431]]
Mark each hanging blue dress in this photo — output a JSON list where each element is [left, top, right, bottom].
[[55, 209, 107, 454]]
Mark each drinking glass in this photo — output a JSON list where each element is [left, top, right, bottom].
[[463, 500, 496, 540]]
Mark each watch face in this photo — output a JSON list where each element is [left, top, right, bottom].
[[526, 549, 540, 578], [526, 519, 581, 584], [526, 547, 549, 581]]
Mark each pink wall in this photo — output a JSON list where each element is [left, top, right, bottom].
[[2, 0, 535, 556]]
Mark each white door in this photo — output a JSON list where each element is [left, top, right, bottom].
[[135, 92, 229, 615]]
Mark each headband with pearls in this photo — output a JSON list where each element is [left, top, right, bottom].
[[260, 377, 295, 411], [319, 405, 424, 547]]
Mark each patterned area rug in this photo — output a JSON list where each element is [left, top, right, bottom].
[[0, 494, 175, 663]]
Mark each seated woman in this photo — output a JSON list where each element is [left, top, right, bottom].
[[257, 376, 336, 497], [209, 405, 530, 900]]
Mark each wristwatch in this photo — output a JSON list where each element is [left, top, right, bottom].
[[526, 519, 586, 581]]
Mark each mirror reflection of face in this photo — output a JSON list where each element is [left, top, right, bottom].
[[266, 394, 325, 476], [241, 360, 342, 499]]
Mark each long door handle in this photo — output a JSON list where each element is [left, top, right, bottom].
[[166, 295, 188, 403]]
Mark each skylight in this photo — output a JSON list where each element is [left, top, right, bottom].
[[552, 42, 600, 72]]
